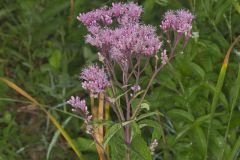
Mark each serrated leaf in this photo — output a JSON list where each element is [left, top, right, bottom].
[[131, 134, 152, 160], [103, 123, 122, 148], [109, 131, 126, 160]]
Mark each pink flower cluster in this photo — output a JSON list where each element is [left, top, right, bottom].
[[110, 25, 161, 56], [80, 65, 110, 93], [160, 9, 194, 36], [85, 24, 161, 61], [77, 2, 142, 27], [109, 24, 161, 69], [67, 96, 93, 134], [161, 50, 168, 65], [131, 84, 141, 92], [67, 96, 88, 113], [77, 3, 161, 69]]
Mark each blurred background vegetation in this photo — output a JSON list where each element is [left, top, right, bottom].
[[0, 0, 240, 159]]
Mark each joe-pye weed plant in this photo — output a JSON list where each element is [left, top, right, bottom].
[[66, 2, 194, 160]]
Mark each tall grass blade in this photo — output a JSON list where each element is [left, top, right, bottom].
[[47, 117, 72, 160], [227, 137, 240, 160], [218, 64, 240, 160], [204, 35, 240, 160], [0, 77, 84, 160]]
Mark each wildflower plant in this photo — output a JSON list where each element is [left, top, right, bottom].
[[67, 2, 194, 160]]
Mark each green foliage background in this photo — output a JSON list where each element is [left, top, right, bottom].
[[0, 0, 240, 159]]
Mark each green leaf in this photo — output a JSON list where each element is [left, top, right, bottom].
[[83, 46, 97, 62], [190, 62, 205, 80], [140, 103, 150, 111], [137, 111, 163, 121], [131, 134, 152, 160], [175, 124, 192, 141], [168, 109, 194, 122], [138, 119, 163, 140], [192, 127, 207, 157], [139, 119, 160, 129], [157, 73, 177, 91], [174, 113, 220, 142], [131, 122, 141, 136], [233, 2, 240, 14], [76, 137, 96, 152], [109, 131, 126, 160], [49, 50, 62, 69], [103, 123, 122, 148], [155, 0, 168, 6], [227, 137, 240, 160]]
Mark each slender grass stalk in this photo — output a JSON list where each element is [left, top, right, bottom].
[[47, 117, 72, 160], [204, 35, 240, 160], [218, 64, 240, 160], [227, 137, 240, 160], [0, 77, 84, 160]]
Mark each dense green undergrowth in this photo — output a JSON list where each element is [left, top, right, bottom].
[[0, 0, 240, 159]]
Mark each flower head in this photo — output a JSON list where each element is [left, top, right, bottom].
[[175, 10, 194, 34], [160, 10, 177, 32], [160, 9, 194, 35], [84, 24, 161, 70], [160, 50, 168, 65], [77, 2, 142, 28], [109, 24, 161, 69], [67, 96, 93, 135], [149, 139, 158, 155], [85, 28, 113, 48], [131, 84, 141, 92], [160, 9, 194, 48], [67, 96, 88, 113], [112, 2, 143, 25], [80, 65, 110, 93], [78, 3, 162, 69], [77, 7, 112, 26]]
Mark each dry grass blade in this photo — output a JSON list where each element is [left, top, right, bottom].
[[0, 77, 84, 160]]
